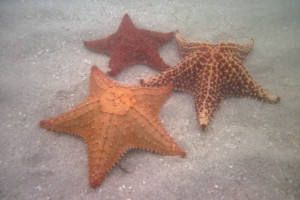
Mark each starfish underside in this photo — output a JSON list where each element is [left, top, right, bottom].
[[40, 65, 185, 188], [141, 31, 280, 130], [84, 14, 174, 75]]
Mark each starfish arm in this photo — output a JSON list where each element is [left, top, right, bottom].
[[193, 89, 223, 130], [218, 39, 254, 62], [40, 99, 104, 138], [117, 13, 136, 33], [106, 47, 136, 75], [175, 32, 254, 62], [225, 62, 280, 103], [245, 81, 280, 103], [131, 84, 173, 117], [174, 31, 191, 58], [89, 65, 118, 97], [124, 107, 186, 157], [40, 67, 116, 137], [83, 14, 136, 57], [86, 113, 126, 188], [141, 51, 203, 93], [175, 32, 214, 58], [84, 34, 117, 56], [140, 69, 171, 88], [136, 42, 170, 71], [87, 109, 185, 188], [190, 62, 224, 130], [140, 30, 174, 48], [84, 14, 136, 56]]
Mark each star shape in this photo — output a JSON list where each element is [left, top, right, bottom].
[[141, 31, 280, 130], [84, 14, 174, 76], [40, 65, 185, 188]]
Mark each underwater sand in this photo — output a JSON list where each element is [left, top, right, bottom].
[[0, 0, 299, 199]]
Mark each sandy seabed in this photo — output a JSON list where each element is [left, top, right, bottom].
[[0, 0, 299, 199]]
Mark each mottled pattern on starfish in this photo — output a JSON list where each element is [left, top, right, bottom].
[[40, 65, 185, 188], [84, 14, 174, 76], [141, 31, 280, 130]]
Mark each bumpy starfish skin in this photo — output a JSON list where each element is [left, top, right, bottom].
[[84, 14, 173, 76], [141, 32, 280, 130], [40, 65, 185, 188]]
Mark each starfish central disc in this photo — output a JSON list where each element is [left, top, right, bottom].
[[100, 87, 136, 115]]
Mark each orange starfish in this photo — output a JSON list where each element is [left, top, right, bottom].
[[84, 14, 174, 76], [141, 32, 280, 130], [40, 65, 185, 188]]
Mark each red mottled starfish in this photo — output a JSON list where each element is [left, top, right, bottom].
[[40, 65, 185, 188], [141, 31, 280, 130], [84, 14, 174, 76]]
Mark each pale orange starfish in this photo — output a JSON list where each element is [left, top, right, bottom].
[[141, 31, 280, 130], [40, 65, 185, 188]]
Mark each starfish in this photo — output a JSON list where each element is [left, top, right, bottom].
[[84, 14, 174, 76], [141, 31, 280, 130], [40, 65, 185, 188]]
